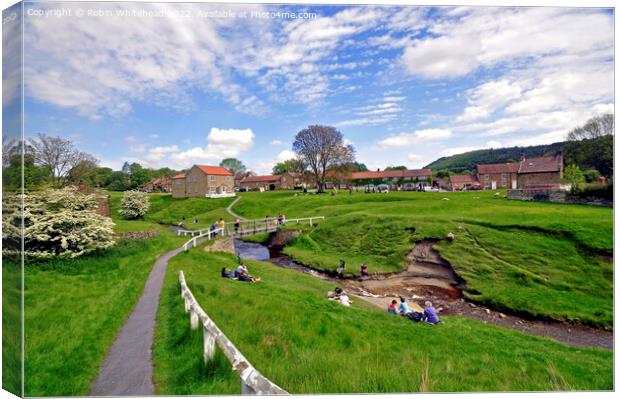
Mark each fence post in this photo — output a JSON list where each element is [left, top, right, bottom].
[[190, 308, 199, 330], [241, 381, 256, 395], [203, 326, 215, 363], [184, 295, 191, 313]]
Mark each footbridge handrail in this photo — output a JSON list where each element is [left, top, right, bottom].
[[182, 228, 224, 251], [178, 271, 288, 395], [179, 216, 326, 242]]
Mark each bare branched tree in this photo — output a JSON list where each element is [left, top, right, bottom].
[[567, 113, 614, 141], [292, 125, 355, 192], [29, 133, 98, 187]]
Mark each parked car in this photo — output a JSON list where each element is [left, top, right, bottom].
[[377, 184, 390, 193]]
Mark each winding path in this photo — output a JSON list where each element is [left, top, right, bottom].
[[90, 247, 184, 396], [226, 196, 246, 220]]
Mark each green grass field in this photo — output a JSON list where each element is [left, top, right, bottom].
[[13, 189, 613, 395], [230, 191, 613, 328], [20, 193, 186, 396], [153, 245, 612, 393], [119, 193, 236, 230]]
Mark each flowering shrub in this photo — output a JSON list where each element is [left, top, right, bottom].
[[119, 190, 150, 219], [2, 187, 116, 258]]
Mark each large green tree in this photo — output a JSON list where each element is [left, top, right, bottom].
[[219, 158, 246, 175], [293, 125, 355, 192], [272, 158, 306, 175]]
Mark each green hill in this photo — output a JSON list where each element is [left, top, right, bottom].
[[425, 136, 612, 176]]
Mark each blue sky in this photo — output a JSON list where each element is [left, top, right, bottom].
[[11, 2, 614, 173]]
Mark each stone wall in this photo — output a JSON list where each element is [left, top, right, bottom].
[[204, 237, 236, 254], [508, 189, 612, 207], [517, 172, 561, 189]]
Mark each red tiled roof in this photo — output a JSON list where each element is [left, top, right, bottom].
[[196, 165, 233, 176], [171, 173, 187, 179], [402, 168, 432, 177], [242, 175, 282, 183], [518, 156, 562, 174], [351, 169, 432, 180], [449, 175, 480, 185], [477, 162, 520, 174]]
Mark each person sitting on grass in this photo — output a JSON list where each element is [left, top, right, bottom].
[[234, 263, 261, 283], [398, 296, 412, 316], [388, 299, 398, 314], [338, 292, 352, 307], [221, 267, 235, 279], [422, 301, 441, 324]]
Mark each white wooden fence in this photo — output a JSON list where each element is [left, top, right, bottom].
[[178, 216, 325, 244], [182, 228, 224, 251], [179, 271, 288, 395]]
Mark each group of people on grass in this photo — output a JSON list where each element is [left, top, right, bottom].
[[221, 263, 261, 283], [388, 296, 441, 324]]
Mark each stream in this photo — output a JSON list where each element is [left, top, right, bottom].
[[233, 237, 613, 350]]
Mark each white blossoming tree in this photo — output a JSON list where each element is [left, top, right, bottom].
[[2, 187, 116, 258], [119, 190, 150, 219]]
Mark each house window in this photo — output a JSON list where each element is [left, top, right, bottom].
[[210, 175, 216, 181], [484, 175, 489, 186], [176, 180, 181, 185], [501, 173, 507, 187]]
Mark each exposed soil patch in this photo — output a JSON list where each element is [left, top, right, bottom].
[[235, 238, 613, 350]]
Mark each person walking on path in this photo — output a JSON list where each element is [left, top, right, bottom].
[[234, 217, 241, 234]]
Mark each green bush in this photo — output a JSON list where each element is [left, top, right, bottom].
[[571, 183, 613, 201], [2, 187, 115, 258], [119, 190, 150, 219]]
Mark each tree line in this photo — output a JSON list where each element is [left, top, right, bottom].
[[427, 114, 614, 179]]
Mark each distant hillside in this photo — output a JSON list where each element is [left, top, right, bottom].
[[425, 135, 612, 177]]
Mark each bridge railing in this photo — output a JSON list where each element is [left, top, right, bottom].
[[179, 271, 288, 395], [225, 216, 325, 236], [182, 228, 224, 251], [179, 216, 326, 244]]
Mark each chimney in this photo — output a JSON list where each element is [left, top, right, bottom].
[[377, 168, 380, 172]]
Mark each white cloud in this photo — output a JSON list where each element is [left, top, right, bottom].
[[407, 154, 422, 161], [457, 79, 523, 122], [149, 134, 160, 139], [335, 94, 407, 127], [155, 127, 254, 168], [401, 8, 613, 80], [506, 130, 568, 147], [124, 135, 137, 143], [378, 128, 452, 147], [129, 144, 148, 153], [486, 140, 502, 148], [271, 140, 284, 145], [277, 150, 296, 162], [439, 146, 479, 157]]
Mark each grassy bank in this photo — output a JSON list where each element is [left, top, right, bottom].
[[231, 191, 613, 328], [22, 193, 188, 395], [154, 245, 612, 394]]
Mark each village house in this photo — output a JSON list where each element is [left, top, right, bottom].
[[476, 162, 520, 190], [448, 174, 481, 191], [327, 168, 433, 190], [143, 177, 172, 193], [452, 153, 564, 192], [171, 165, 234, 198], [516, 154, 564, 189], [240, 172, 303, 191], [234, 172, 253, 189]]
